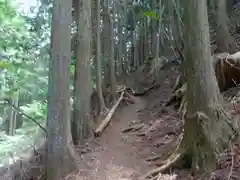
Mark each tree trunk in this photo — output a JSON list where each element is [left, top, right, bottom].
[[133, 8, 138, 70], [123, 0, 128, 74], [138, 20, 144, 65], [47, 0, 77, 179], [151, 0, 157, 57], [215, 0, 236, 53], [72, 0, 93, 145], [96, 0, 106, 111], [91, 0, 97, 78], [118, 4, 124, 76], [110, 2, 116, 102], [102, 0, 111, 90], [182, 0, 236, 172], [144, 17, 149, 60]]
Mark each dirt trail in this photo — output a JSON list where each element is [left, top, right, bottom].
[[83, 96, 150, 180], [77, 67, 181, 180]]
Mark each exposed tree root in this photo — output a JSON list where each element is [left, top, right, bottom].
[[227, 143, 234, 180], [132, 84, 159, 96], [145, 134, 184, 163], [141, 153, 182, 179], [141, 134, 184, 179], [146, 155, 162, 162], [94, 91, 124, 137], [123, 91, 136, 104], [165, 83, 187, 112], [121, 123, 145, 133]]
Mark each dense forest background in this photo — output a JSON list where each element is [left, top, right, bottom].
[[1, 0, 240, 179]]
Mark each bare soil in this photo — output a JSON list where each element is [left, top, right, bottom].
[[74, 66, 240, 180], [2, 66, 240, 180], [71, 66, 183, 180]]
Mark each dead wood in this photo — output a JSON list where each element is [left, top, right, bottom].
[[133, 84, 158, 96], [94, 91, 124, 137], [169, 51, 240, 107], [121, 123, 145, 133], [123, 91, 136, 104], [214, 52, 240, 91], [146, 155, 162, 162]]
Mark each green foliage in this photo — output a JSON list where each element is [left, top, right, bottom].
[[143, 10, 160, 20], [0, 0, 50, 165], [20, 101, 47, 122]]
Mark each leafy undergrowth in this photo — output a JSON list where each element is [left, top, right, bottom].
[[0, 123, 44, 167]]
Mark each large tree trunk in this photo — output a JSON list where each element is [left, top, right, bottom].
[[47, 0, 77, 179], [182, 0, 236, 171], [72, 0, 92, 145], [96, 0, 106, 111], [215, 0, 236, 53]]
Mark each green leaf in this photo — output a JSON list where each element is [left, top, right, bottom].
[[0, 61, 15, 71]]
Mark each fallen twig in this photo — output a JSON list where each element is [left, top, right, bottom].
[[146, 155, 162, 162], [3, 99, 47, 133], [94, 91, 125, 137]]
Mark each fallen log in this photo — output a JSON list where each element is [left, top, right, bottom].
[[168, 51, 240, 108], [214, 52, 240, 91], [94, 91, 125, 137]]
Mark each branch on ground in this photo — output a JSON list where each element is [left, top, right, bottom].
[[94, 91, 125, 137]]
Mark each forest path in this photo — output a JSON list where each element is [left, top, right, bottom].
[[82, 96, 150, 180], [77, 67, 181, 180]]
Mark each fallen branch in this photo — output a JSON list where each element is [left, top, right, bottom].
[[94, 91, 125, 137], [3, 99, 47, 133], [146, 155, 162, 162], [121, 123, 145, 133], [133, 84, 158, 96]]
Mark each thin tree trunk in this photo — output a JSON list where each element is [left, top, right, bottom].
[[96, 0, 106, 111], [110, 2, 116, 102], [72, 0, 92, 145], [118, 18, 124, 75], [102, 0, 111, 90], [133, 8, 138, 70], [151, 0, 157, 57]]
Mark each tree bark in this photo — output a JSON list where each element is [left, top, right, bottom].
[[182, 0, 236, 172], [102, 0, 111, 90], [151, 0, 157, 57], [72, 0, 93, 145], [110, 2, 117, 102], [47, 0, 77, 179], [133, 7, 138, 70], [215, 0, 236, 53], [96, 0, 106, 111]]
